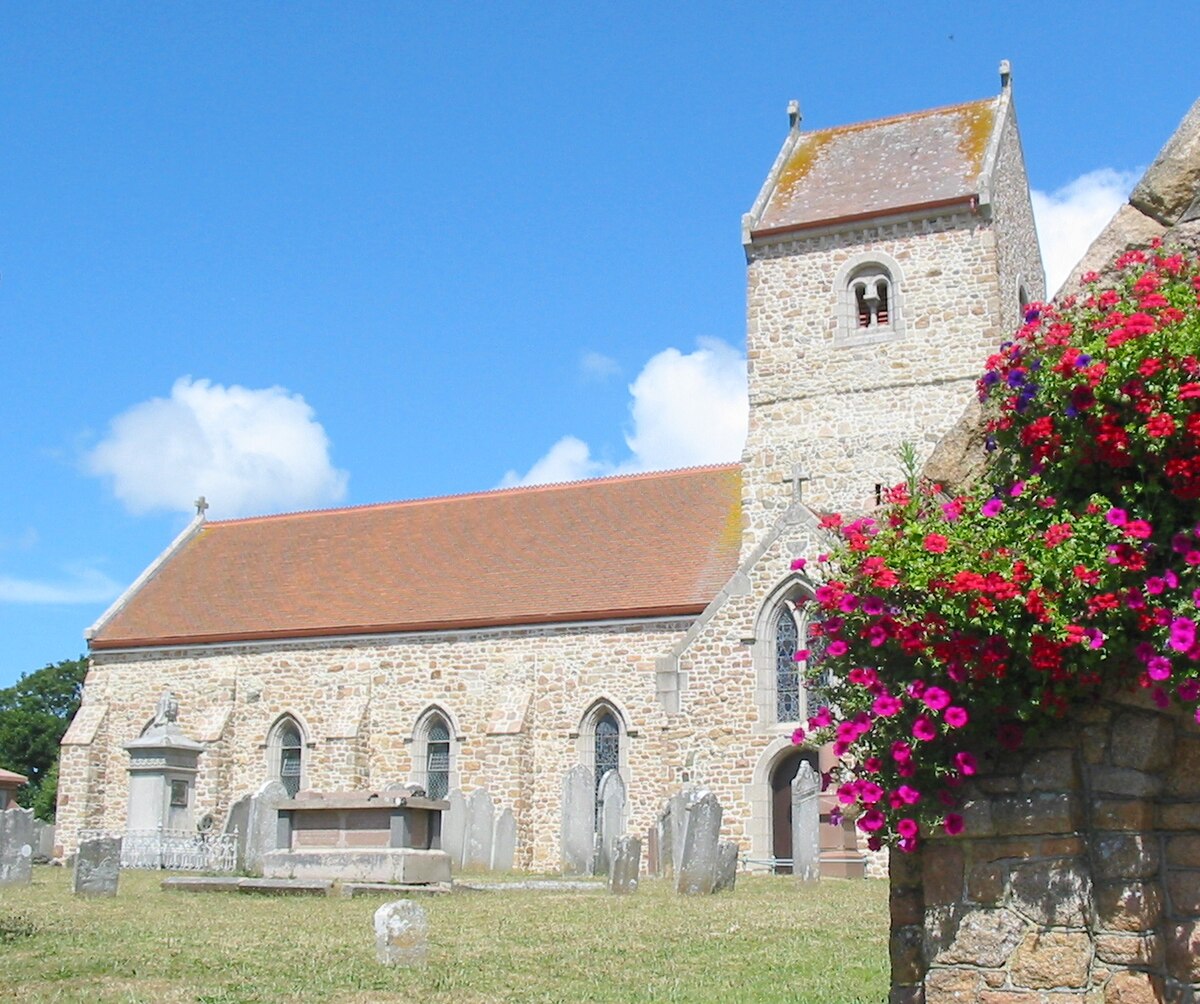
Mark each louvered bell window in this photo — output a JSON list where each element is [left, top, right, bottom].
[[279, 722, 303, 797], [426, 719, 450, 800], [776, 612, 801, 722]]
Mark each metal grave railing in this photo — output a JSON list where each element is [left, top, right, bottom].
[[78, 826, 239, 872]]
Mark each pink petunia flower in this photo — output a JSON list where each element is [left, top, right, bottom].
[[922, 686, 951, 712], [944, 706, 969, 729], [942, 814, 965, 836], [912, 716, 937, 742]]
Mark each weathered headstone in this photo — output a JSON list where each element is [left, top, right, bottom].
[[646, 824, 660, 877], [374, 899, 428, 966], [595, 770, 626, 876], [491, 807, 516, 872], [463, 787, 495, 869], [791, 761, 821, 882], [676, 790, 722, 896], [657, 803, 674, 878], [668, 790, 690, 879], [560, 765, 595, 876], [243, 779, 289, 876], [610, 835, 641, 895], [713, 840, 738, 893], [32, 819, 55, 862], [0, 806, 34, 886], [225, 792, 251, 870], [73, 836, 122, 897], [443, 789, 466, 868]]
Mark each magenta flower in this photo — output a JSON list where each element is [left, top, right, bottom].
[[897, 818, 919, 839], [1009, 481, 1025, 497], [981, 498, 1004, 517], [912, 716, 937, 742], [1106, 507, 1129, 527], [891, 741, 912, 763], [944, 706, 969, 729], [862, 596, 885, 615], [1146, 656, 1172, 681], [952, 751, 977, 776], [790, 557, 807, 570], [942, 814, 965, 836], [857, 809, 886, 833], [922, 686, 951, 712], [791, 726, 807, 745], [1169, 617, 1197, 653], [872, 694, 902, 717], [894, 785, 921, 805], [858, 782, 884, 804]]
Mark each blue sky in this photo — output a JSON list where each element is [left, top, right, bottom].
[[1, 3, 1197, 687]]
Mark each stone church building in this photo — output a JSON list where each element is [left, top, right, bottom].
[[56, 68, 1044, 873]]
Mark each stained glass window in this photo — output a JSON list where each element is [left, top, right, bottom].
[[775, 611, 801, 722], [594, 712, 620, 823], [426, 717, 451, 800], [278, 721, 302, 797]]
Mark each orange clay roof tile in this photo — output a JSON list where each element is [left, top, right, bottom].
[[756, 97, 998, 233], [91, 464, 744, 649]]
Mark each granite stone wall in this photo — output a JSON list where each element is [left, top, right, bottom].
[[889, 688, 1200, 1003]]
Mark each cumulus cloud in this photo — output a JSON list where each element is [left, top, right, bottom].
[[0, 566, 122, 604], [86, 377, 348, 518], [580, 351, 620, 382], [502, 337, 747, 487], [1031, 168, 1140, 297]]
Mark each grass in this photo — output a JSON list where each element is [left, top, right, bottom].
[[0, 867, 889, 1003]]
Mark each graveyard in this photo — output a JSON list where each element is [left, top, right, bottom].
[[0, 865, 888, 1002]]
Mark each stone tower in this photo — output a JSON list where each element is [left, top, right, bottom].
[[739, 65, 1044, 554]]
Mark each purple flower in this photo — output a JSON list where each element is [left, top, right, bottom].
[[981, 498, 1004, 517]]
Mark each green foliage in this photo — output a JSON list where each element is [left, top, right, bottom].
[[0, 656, 88, 820]]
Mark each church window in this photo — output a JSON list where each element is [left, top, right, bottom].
[[410, 706, 459, 799], [425, 715, 451, 800], [775, 609, 801, 722], [576, 700, 630, 825], [594, 712, 620, 811], [268, 715, 306, 797], [834, 253, 906, 345]]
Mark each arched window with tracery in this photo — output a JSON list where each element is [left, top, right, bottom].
[[575, 700, 630, 827], [409, 706, 459, 799], [267, 715, 306, 797], [775, 607, 802, 722], [757, 585, 833, 727], [425, 715, 451, 800]]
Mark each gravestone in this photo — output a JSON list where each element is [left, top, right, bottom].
[[560, 765, 595, 876], [374, 899, 428, 966], [676, 790, 722, 896], [656, 803, 674, 877], [464, 787, 494, 869], [668, 790, 691, 879], [243, 780, 290, 876], [0, 806, 34, 886], [73, 836, 121, 897], [791, 761, 821, 882], [491, 807, 516, 872], [713, 840, 738, 893], [646, 824, 660, 877], [594, 770, 626, 876], [32, 819, 55, 862], [610, 835, 641, 895], [225, 792, 252, 869], [443, 789, 466, 868]]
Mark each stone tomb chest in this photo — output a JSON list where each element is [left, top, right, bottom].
[[262, 789, 451, 885]]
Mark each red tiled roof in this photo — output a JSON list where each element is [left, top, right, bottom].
[[754, 97, 998, 235], [91, 465, 744, 649]]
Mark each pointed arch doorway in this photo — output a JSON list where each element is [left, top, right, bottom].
[[770, 747, 818, 875]]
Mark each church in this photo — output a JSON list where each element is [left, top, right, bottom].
[[56, 66, 1044, 874]]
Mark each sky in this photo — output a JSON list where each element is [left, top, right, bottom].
[[1, 3, 1197, 688]]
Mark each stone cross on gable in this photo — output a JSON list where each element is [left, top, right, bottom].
[[194, 496, 209, 518], [790, 463, 810, 504]]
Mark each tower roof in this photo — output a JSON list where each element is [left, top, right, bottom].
[[89, 465, 744, 650], [749, 96, 1002, 238]]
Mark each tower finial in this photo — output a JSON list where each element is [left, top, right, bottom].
[[999, 59, 1011, 89], [787, 99, 801, 131], [194, 496, 209, 518]]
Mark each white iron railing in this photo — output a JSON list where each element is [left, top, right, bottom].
[[78, 826, 239, 872]]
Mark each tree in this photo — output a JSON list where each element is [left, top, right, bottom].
[[0, 656, 88, 820]]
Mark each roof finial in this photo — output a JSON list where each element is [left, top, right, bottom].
[[194, 496, 209, 518], [999, 59, 1011, 89], [787, 99, 801, 131]]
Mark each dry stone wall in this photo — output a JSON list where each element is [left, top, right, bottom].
[[890, 688, 1200, 1002]]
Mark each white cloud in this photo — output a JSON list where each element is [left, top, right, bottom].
[[86, 377, 348, 518], [580, 351, 620, 381], [0, 566, 121, 604], [503, 337, 748, 487], [1031, 168, 1140, 297]]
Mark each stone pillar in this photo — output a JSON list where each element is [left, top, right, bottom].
[[123, 691, 204, 834]]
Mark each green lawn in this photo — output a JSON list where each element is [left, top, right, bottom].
[[0, 867, 889, 1003]]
